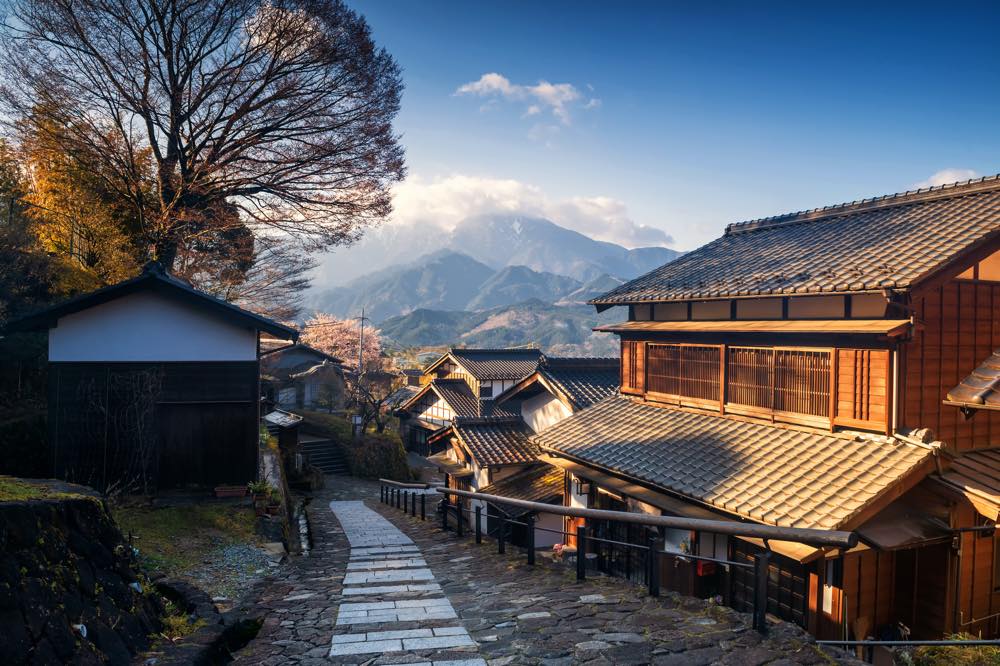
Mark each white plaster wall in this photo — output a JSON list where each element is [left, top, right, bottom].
[[534, 512, 564, 549], [522, 392, 573, 433], [49, 292, 258, 362], [568, 474, 589, 509]]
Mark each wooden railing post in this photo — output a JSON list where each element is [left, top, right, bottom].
[[441, 500, 449, 531], [647, 534, 661, 597], [576, 525, 587, 581], [420, 494, 426, 521], [498, 514, 506, 554], [475, 506, 482, 544], [752, 550, 771, 633], [526, 514, 535, 566]]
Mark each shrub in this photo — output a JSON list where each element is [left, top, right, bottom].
[[912, 633, 1000, 666], [345, 431, 413, 481], [299, 410, 413, 481]]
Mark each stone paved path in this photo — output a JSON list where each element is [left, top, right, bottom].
[[326, 500, 483, 664], [236, 477, 860, 665]]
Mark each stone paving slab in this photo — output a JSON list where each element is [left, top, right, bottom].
[[235, 476, 862, 665]]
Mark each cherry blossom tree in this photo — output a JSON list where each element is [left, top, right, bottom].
[[300, 313, 383, 372]]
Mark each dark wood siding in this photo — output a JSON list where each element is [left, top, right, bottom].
[[49, 362, 258, 492], [901, 279, 1000, 451]]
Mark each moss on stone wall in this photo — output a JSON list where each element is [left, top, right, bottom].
[[0, 480, 163, 664]]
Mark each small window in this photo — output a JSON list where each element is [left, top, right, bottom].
[[479, 384, 493, 398]]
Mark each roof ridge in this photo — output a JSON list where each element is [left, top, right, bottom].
[[452, 347, 541, 354], [725, 173, 1000, 237]]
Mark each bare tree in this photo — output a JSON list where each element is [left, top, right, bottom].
[[1, 0, 405, 267]]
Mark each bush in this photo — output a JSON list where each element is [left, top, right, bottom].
[[346, 431, 413, 482], [912, 633, 1000, 665], [299, 410, 353, 441], [299, 410, 412, 481]]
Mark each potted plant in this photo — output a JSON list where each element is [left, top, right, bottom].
[[265, 487, 282, 516], [248, 480, 271, 516]]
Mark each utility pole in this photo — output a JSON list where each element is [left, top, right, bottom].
[[352, 308, 371, 440], [356, 307, 369, 377]]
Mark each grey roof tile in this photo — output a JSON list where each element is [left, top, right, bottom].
[[592, 176, 1000, 305], [533, 396, 932, 530]]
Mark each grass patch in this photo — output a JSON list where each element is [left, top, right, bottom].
[[0, 476, 92, 502], [912, 633, 1000, 665], [114, 503, 258, 576], [158, 600, 208, 642]]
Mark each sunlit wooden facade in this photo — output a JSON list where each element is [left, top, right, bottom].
[[533, 176, 1000, 648]]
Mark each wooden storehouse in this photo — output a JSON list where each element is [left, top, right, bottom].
[[533, 175, 1000, 643], [4, 262, 297, 493]]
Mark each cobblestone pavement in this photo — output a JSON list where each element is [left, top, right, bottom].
[[235, 477, 860, 665]]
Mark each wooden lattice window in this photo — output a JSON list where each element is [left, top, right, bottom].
[[726, 347, 831, 419], [620, 340, 645, 394], [647, 344, 721, 404]]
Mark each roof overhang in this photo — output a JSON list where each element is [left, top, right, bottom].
[[540, 454, 818, 562], [3, 264, 298, 340], [594, 319, 912, 336], [427, 451, 473, 478], [494, 371, 574, 411], [422, 352, 455, 375], [934, 451, 1000, 521]]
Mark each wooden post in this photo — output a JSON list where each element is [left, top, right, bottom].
[[475, 506, 482, 544], [441, 500, 449, 531], [420, 494, 426, 521], [380, 485, 385, 503], [576, 525, 587, 581], [526, 515, 535, 566], [753, 550, 771, 633], [411, 491, 416, 517], [647, 534, 661, 597], [498, 514, 507, 554]]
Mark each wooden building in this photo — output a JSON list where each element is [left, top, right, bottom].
[[260, 342, 346, 412], [4, 262, 297, 493], [396, 348, 542, 454], [533, 175, 1000, 643]]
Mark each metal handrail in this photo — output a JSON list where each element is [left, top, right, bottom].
[[437, 487, 858, 549], [378, 478, 432, 489]]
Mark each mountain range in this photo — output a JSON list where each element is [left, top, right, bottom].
[[312, 214, 680, 286], [309, 214, 680, 353]]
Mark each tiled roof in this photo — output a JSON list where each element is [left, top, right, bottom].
[[430, 379, 517, 419], [4, 261, 298, 339], [945, 350, 1000, 411], [432, 379, 482, 418], [479, 464, 564, 516], [540, 358, 619, 410], [454, 420, 539, 467], [450, 348, 543, 380], [534, 396, 932, 530], [592, 176, 1000, 305], [937, 449, 1000, 519]]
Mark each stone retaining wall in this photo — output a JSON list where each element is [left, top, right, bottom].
[[0, 479, 163, 664]]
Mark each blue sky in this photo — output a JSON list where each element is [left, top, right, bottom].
[[352, 0, 1000, 250]]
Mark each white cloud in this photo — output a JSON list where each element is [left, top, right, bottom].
[[455, 72, 598, 125], [911, 168, 979, 189], [389, 174, 673, 248]]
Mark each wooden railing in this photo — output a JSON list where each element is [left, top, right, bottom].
[[377, 480, 856, 635]]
